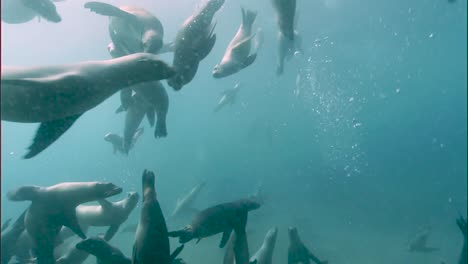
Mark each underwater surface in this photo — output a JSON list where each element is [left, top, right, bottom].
[[1, 0, 467, 263]]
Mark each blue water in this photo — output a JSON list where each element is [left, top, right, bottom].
[[1, 0, 467, 263]]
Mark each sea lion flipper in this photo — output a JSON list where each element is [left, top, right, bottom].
[[1, 218, 13, 231], [219, 229, 233, 248], [146, 108, 155, 127], [242, 54, 257, 69], [23, 113, 83, 159], [104, 224, 119, 241], [64, 208, 87, 239], [115, 105, 125, 114], [231, 34, 255, 56], [169, 245, 184, 261], [84, 2, 136, 21]]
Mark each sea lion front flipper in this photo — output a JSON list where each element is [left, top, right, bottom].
[[104, 224, 120, 241], [63, 208, 87, 239], [241, 54, 257, 69], [169, 245, 184, 261], [97, 199, 113, 211], [146, 108, 155, 127], [219, 229, 233, 248], [84, 2, 138, 22], [23, 113, 83, 159]]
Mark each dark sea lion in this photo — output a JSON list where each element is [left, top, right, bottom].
[[170, 181, 206, 220], [132, 170, 184, 264], [276, 12, 302, 75], [212, 8, 257, 79], [85, 2, 164, 54], [1, 0, 61, 24], [456, 216, 467, 264], [1, 209, 27, 264], [250, 227, 278, 264], [167, 0, 225, 90], [270, 0, 296, 40], [288, 227, 328, 264], [168, 198, 261, 247], [104, 127, 144, 155], [76, 192, 140, 241], [214, 83, 240, 113], [76, 237, 131, 264], [1, 53, 175, 159], [55, 236, 90, 264], [7, 182, 122, 264], [408, 226, 439, 253]]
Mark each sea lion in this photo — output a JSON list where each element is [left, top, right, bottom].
[[55, 236, 90, 264], [85, 2, 164, 54], [212, 8, 257, 79], [132, 170, 184, 264], [168, 0, 225, 90], [288, 227, 328, 264], [214, 83, 240, 113], [104, 127, 144, 155], [456, 216, 467, 264], [223, 232, 236, 264], [76, 192, 140, 241], [270, 0, 296, 40], [1, 209, 27, 264], [1, 53, 175, 159], [168, 198, 261, 247], [1, 0, 61, 24], [276, 14, 302, 75], [250, 227, 278, 264], [170, 181, 206, 220], [1, 218, 12, 231], [7, 181, 122, 264], [76, 237, 131, 264], [408, 226, 439, 253]]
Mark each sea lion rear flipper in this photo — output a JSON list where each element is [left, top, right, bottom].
[[146, 108, 155, 127], [169, 245, 184, 261], [219, 229, 233, 248], [104, 224, 119, 241], [23, 113, 83, 159], [64, 208, 87, 239]]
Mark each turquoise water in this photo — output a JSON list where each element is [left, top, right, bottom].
[[1, 0, 467, 263]]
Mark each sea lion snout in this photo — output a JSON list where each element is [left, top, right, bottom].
[[98, 183, 122, 197]]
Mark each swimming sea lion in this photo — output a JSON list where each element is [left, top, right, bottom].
[[7, 182, 122, 264], [76, 237, 131, 264], [168, 198, 261, 248], [1, 209, 27, 264], [212, 8, 257, 78], [270, 0, 296, 40], [250, 227, 278, 264], [1, 53, 175, 159], [76, 192, 140, 241], [85, 2, 164, 54], [170, 181, 206, 220], [214, 83, 240, 113], [132, 170, 184, 264], [288, 227, 328, 264], [456, 216, 467, 264], [276, 12, 302, 75], [1, 0, 61, 24], [55, 236, 90, 264], [223, 232, 236, 264], [168, 0, 225, 90], [104, 127, 144, 155], [408, 226, 439, 253]]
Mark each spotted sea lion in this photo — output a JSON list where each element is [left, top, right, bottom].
[[270, 0, 296, 41], [170, 181, 206, 220], [1, 0, 61, 24], [250, 227, 278, 264], [76, 237, 131, 264], [212, 8, 257, 78], [76, 192, 140, 241], [214, 83, 240, 113], [132, 170, 184, 264], [104, 127, 144, 155], [168, 0, 225, 90], [456, 216, 467, 264], [1, 209, 27, 264], [288, 227, 328, 264], [7, 182, 122, 264], [168, 198, 261, 248], [1, 53, 175, 159]]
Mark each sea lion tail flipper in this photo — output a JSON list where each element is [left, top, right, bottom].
[[219, 229, 233, 248], [169, 245, 184, 261], [241, 7, 257, 28], [146, 109, 155, 127], [64, 208, 87, 239], [104, 224, 119, 241], [23, 113, 83, 159]]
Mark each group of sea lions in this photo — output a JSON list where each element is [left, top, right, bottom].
[[1, 0, 301, 159]]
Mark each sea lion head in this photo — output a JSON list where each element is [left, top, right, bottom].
[[7, 186, 41, 201], [94, 182, 123, 198], [104, 133, 120, 143], [24, 0, 61, 22], [212, 63, 237, 79], [240, 198, 262, 211], [265, 227, 278, 245], [75, 237, 107, 255], [142, 30, 163, 54], [288, 227, 300, 241]]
